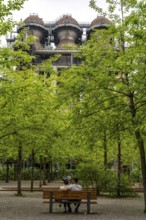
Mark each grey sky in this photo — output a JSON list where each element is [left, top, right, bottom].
[[12, 0, 107, 23]]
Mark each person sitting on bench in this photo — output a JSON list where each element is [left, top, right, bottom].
[[59, 179, 72, 213], [67, 177, 82, 213]]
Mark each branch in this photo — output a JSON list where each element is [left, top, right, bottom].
[[0, 131, 17, 139]]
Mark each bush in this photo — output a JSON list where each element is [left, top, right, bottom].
[[76, 162, 136, 197], [76, 162, 113, 194], [130, 168, 142, 183], [0, 166, 40, 181], [107, 173, 136, 197], [22, 167, 40, 180], [0, 166, 14, 181]]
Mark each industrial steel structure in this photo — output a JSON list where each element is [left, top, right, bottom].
[[7, 14, 111, 67]]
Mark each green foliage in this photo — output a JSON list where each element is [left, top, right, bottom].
[[0, 0, 78, 189], [22, 167, 40, 180], [76, 162, 110, 191], [13, 28, 36, 51], [0, 0, 145, 204], [0, 166, 40, 181], [76, 162, 136, 197], [0, 0, 26, 35], [130, 168, 142, 183], [0, 166, 14, 180], [54, 0, 146, 201], [0, 36, 63, 164], [108, 174, 137, 197]]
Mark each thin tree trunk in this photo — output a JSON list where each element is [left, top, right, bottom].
[[39, 156, 43, 188], [30, 149, 35, 192], [47, 162, 51, 183], [117, 139, 121, 197], [103, 130, 107, 169], [42, 158, 46, 185], [5, 161, 9, 183], [135, 130, 146, 213], [14, 162, 17, 181], [50, 161, 53, 181], [17, 145, 22, 196]]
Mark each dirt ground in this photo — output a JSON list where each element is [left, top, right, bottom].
[[0, 181, 146, 220]]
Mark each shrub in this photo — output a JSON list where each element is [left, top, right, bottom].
[[22, 167, 40, 180], [0, 166, 14, 181], [107, 173, 136, 197], [76, 162, 136, 197], [130, 168, 142, 183], [76, 162, 112, 194]]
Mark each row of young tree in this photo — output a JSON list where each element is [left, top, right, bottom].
[[0, 0, 146, 213], [0, 0, 70, 195], [54, 0, 146, 212]]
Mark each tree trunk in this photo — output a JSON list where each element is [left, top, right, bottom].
[[39, 156, 43, 188], [135, 130, 146, 213], [103, 130, 107, 169], [129, 92, 146, 212], [117, 139, 121, 197], [30, 149, 35, 192], [47, 162, 51, 183], [5, 161, 9, 183], [42, 158, 47, 185], [50, 161, 53, 181], [14, 162, 17, 181], [17, 145, 22, 196]]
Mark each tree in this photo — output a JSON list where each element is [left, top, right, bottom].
[[55, 0, 146, 212], [89, 0, 146, 211], [0, 0, 67, 194], [0, 0, 26, 36]]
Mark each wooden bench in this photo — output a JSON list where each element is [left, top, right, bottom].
[[42, 187, 97, 214]]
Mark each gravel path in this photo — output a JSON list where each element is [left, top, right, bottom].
[[0, 191, 145, 219], [0, 181, 145, 220]]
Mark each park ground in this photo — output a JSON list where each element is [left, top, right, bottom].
[[0, 180, 146, 220]]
